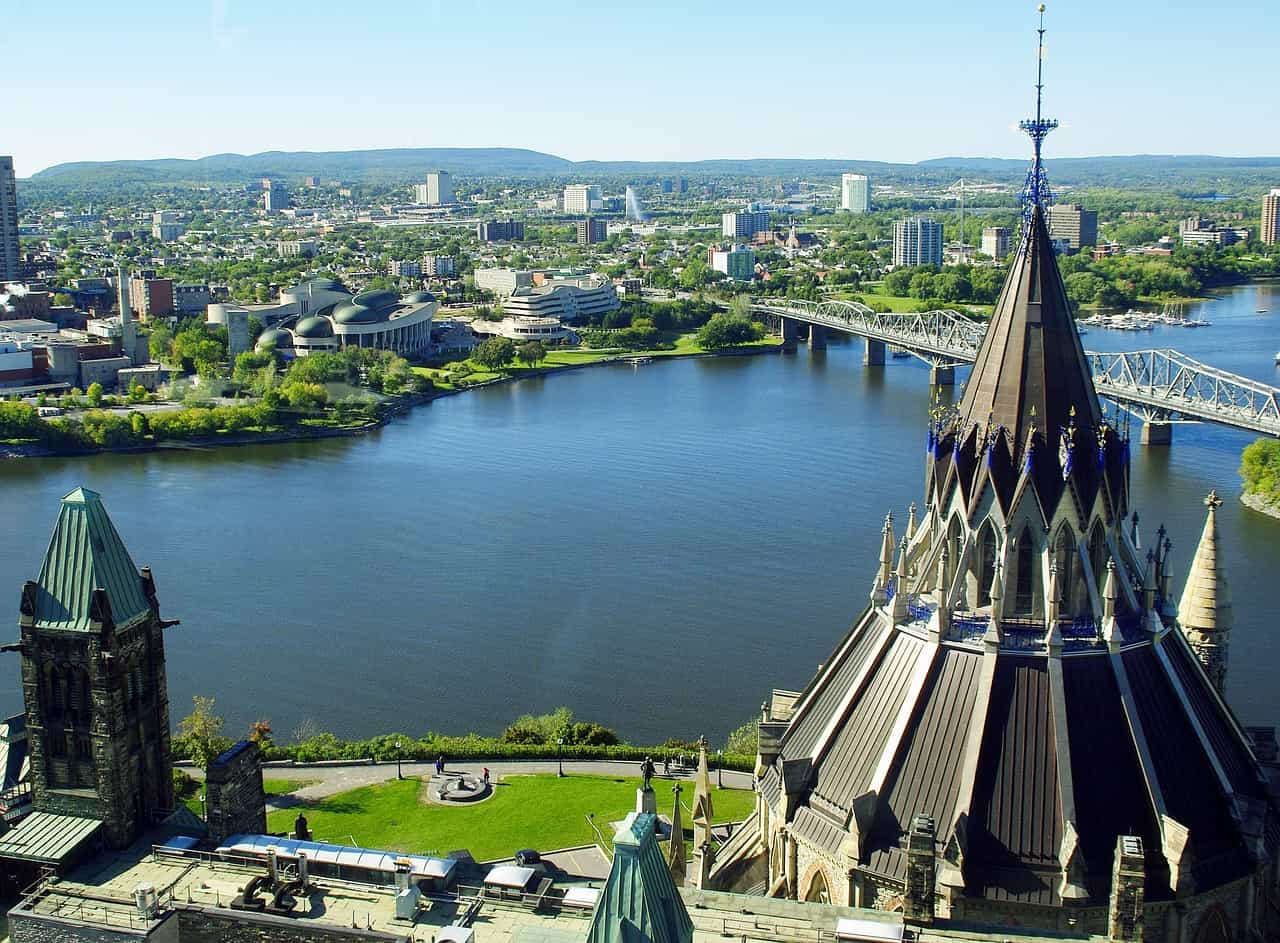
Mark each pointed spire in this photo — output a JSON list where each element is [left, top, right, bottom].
[[1102, 558, 1118, 622], [1179, 491, 1232, 694], [1047, 560, 1061, 625], [668, 783, 686, 884], [906, 502, 918, 542], [691, 737, 714, 853], [892, 536, 910, 623], [985, 560, 1004, 645], [587, 813, 694, 943], [1143, 549, 1157, 613], [873, 512, 895, 604]]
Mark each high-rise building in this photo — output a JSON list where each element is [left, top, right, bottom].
[[388, 260, 422, 277], [709, 244, 755, 281], [893, 216, 943, 267], [476, 220, 525, 242], [722, 209, 770, 239], [1262, 188, 1280, 245], [423, 255, 456, 277], [678, 177, 689, 193], [151, 210, 183, 242], [840, 173, 870, 213], [1047, 203, 1098, 251], [576, 218, 607, 245], [563, 184, 602, 214], [263, 182, 290, 213], [416, 171, 454, 206], [981, 226, 1012, 259], [0, 156, 18, 282]]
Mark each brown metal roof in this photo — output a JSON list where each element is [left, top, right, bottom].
[[782, 618, 888, 759]]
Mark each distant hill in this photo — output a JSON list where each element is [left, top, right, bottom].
[[25, 148, 1280, 192]]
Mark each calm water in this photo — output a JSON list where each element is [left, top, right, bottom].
[[1, 284, 1278, 745]]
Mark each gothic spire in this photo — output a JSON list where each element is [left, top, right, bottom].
[[1179, 491, 1232, 694]]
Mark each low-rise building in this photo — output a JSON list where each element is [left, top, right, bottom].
[[469, 315, 577, 344], [174, 283, 210, 315], [501, 274, 620, 323], [474, 268, 535, 296], [389, 259, 422, 277], [424, 255, 456, 276], [476, 220, 525, 241], [257, 288, 437, 358], [278, 239, 318, 257], [129, 272, 174, 320]]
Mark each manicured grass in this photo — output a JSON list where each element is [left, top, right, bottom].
[[265, 773, 755, 860], [265, 777, 319, 797]]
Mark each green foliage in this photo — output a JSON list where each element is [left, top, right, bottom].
[[1241, 438, 1280, 506], [173, 768, 200, 802], [127, 382, 147, 404], [724, 719, 759, 756], [176, 695, 233, 770], [500, 707, 619, 747], [516, 340, 547, 368], [472, 336, 517, 369], [85, 382, 104, 407], [696, 314, 765, 350]]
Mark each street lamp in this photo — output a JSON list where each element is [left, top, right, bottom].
[[557, 738, 565, 778], [395, 740, 403, 780], [716, 751, 723, 788]]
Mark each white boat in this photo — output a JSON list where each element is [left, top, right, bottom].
[[1275, 352, 1280, 365]]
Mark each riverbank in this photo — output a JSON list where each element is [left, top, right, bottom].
[[1241, 492, 1280, 521], [2, 340, 782, 460]]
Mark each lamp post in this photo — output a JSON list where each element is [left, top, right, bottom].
[[557, 738, 565, 778], [716, 751, 723, 788], [395, 740, 403, 780]]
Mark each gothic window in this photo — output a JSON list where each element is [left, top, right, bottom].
[[50, 727, 68, 757], [1193, 907, 1230, 943], [1087, 523, 1108, 594], [804, 868, 831, 904], [977, 523, 998, 607], [1015, 528, 1036, 614], [1054, 525, 1077, 615]]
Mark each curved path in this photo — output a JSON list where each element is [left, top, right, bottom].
[[181, 758, 756, 810]]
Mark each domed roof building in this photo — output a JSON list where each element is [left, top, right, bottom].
[[714, 25, 1278, 943], [257, 286, 437, 358]]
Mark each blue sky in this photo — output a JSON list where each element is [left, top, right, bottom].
[[6, 0, 1278, 175]]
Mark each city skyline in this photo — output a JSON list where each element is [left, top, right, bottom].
[[7, 0, 1280, 177]]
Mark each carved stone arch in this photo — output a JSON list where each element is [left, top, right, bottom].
[[945, 513, 965, 597], [974, 519, 1000, 609], [1192, 905, 1230, 943], [801, 862, 833, 903], [1053, 523, 1081, 617]]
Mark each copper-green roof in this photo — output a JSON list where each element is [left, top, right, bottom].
[[586, 813, 693, 943], [32, 488, 151, 632]]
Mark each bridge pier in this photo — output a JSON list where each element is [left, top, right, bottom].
[[863, 339, 886, 366], [1140, 421, 1173, 446], [809, 325, 828, 351], [780, 317, 799, 352], [930, 365, 955, 386]]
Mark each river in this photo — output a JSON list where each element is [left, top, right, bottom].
[[0, 283, 1277, 745]]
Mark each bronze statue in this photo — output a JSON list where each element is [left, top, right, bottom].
[[641, 755, 656, 790]]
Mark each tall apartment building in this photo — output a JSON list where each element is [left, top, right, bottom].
[[0, 156, 19, 282], [981, 226, 1012, 260], [415, 171, 454, 205], [477, 220, 525, 241], [423, 255, 456, 276], [840, 173, 871, 213], [892, 217, 944, 267], [388, 259, 422, 277], [722, 209, 771, 239], [563, 184, 602, 214], [709, 244, 756, 281], [151, 210, 183, 242], [576, 218, 607, 245], [263, 181, 290, 213], [129, 271, 174, 320], [1047, 203, 1098, 251], [1262, 188, 1280, 245]]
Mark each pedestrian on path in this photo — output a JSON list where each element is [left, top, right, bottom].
[[436, 755, 445, 776]]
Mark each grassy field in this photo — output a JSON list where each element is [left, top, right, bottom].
[[183, 777, 316, 816], [265, 773, 755, 860]]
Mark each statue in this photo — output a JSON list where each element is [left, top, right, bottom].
[[294, 812, 310, 842], [641, 756, 656, 790]]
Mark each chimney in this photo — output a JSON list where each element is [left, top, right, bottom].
[[904, 814, 936, 924], [1108, 835, 1145, 942], [117, 264, 137, 363]]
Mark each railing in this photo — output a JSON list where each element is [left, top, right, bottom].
[[756, 298, 1280, 438], [950, 614, 990, 642], [906, 595, 934, 623]]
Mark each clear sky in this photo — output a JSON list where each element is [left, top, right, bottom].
[[6, 0, 1278, 176]]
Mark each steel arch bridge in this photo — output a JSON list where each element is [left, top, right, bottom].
[[753, 299, 1280, 439]]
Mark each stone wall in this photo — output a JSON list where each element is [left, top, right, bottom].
[[204, 739, 266, 845]]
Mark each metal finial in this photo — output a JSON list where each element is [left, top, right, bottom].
[[1018, 4, 1058, 228]]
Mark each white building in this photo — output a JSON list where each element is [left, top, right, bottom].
[[840, 173, 870, 213], [710, 245, 756, 281], [722, 210, 770, 239], [892, 217, 943, 267], [257, 288, 438, 358], [278, 239, 318, 258], [981, 226, 1011, 260], [502, 274, 620, 322], [563, 184, 602, 214], [415, 171, 455, 206], [151, 210, 184, 242], [469, 315, 576, 344], [474, 268, 535, 296]]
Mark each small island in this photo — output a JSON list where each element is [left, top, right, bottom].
[[1240, 438, 1280, 519]]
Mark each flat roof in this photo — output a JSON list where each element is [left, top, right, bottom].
[[217, 834, 457, 881], [0, 811, 100, 864]]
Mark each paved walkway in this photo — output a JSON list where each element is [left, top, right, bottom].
[[181, 758, 755, 810]]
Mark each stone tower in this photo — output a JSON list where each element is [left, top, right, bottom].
[[1178, 491, 1232, 694], [17, 488, 175, 848]]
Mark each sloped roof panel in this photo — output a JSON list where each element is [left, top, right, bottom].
[[782, 617, 888, 759]]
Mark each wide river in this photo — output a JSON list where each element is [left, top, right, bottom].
[[1, 283, 1278, 745]]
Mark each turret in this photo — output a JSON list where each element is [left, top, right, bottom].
[[1179, 491, 1232, 694]]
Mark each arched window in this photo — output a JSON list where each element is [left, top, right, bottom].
[[1088, 523, 1108, 594], [1054, 526, 1077, 614], [977, 524, 999, 607], [1192, 907, 1230, 943], [944, 515, 963, 597], [804, 868, 831, 904], [1015, 528, 1036, 614]]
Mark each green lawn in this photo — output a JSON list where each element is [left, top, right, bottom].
[[265, 773, 755, 861], [183, 776, 316, 816]]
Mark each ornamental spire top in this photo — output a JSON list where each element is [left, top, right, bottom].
[[1019, 4, 1058, 225]]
